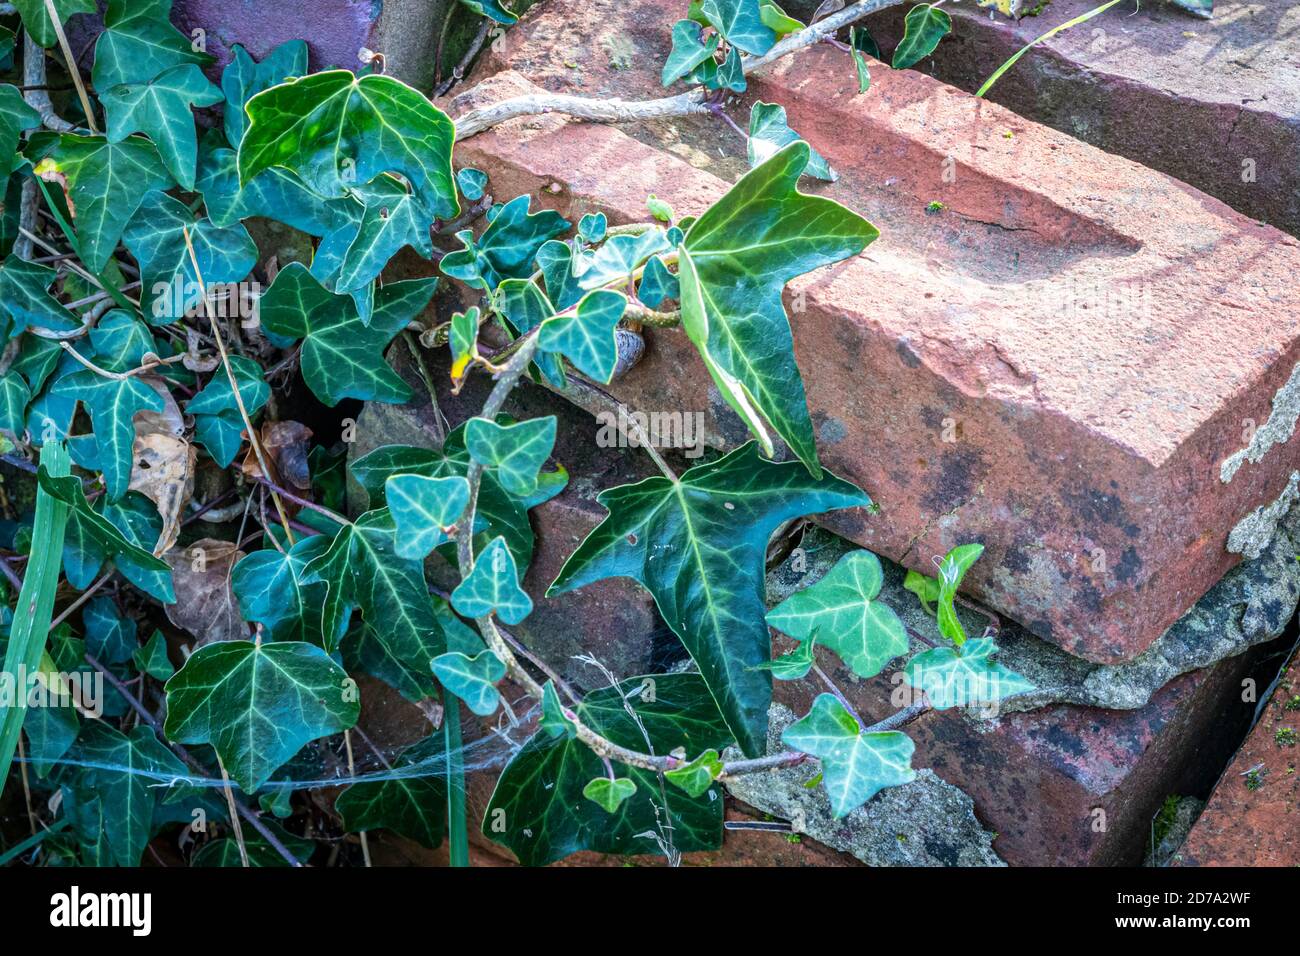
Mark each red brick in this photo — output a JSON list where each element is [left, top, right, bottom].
[[449, 18, 1300, 663], [1175, 648, 1300, 867]]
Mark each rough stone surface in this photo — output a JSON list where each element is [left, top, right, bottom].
[[1174, 647, 1300, 867], [724, 705, 1005, 866], [853, 0, 1300, 237], [452, 0, 1300, 664]]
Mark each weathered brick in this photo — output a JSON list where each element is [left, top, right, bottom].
[[854, 0, 1300, 236], [1174, 647, 1300, 867], [449, 0, 1300, 664]]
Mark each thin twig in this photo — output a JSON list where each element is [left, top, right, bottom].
[[42, 0, 98, 134], [217, 757, 251, 868]]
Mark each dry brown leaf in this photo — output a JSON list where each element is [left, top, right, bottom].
[[129, 431, 195, 554], [181, 328, 219, 373], [241, 420, 313, 492], [135, 375, 185, 438], [164, 538, 248, 648]]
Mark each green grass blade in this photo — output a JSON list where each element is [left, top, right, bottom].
[[444, 700, 470, 867], [0, 442, 71, 801], [977, 0, 1125, 98]]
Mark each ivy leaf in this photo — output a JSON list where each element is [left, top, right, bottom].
[[92, 0, 212, 89], [664, 748, 723, 798], [759, 0, 803, 35], [550, 442, 870, 757], [51, 371, 164, 500], [69, 722, 190, 865], [451, 535, 532, 624], [333, 175, 437, 298], [192, 820, 314, 866], [101, 64, 224, 190], [637, 255, 679, 309], [934, 542, 984, 646], [456, 166, 488, 201], [747, 101, 835, 181], [11, 0, 95, 49], [122, 190, 257, 326], [577, 212, 607, 244], [221, 40, 309, 148], [238, 70, 458, 221], [495, 277, 568, 387], [30, 134, 173, 273], [891, 3, 952, 70], [781, 693, 916, 817], [62, 490, 175, 602], [577, 228, 671, 291], [716, 46, 746, 92], [258, 262, 437, 406], [678, 142, 877, 475], [766, 550, 907, 679], [302, 508, 445, 656], [385, 473, 471, 560], [698, 0, 777, 55], [0, 85, 41, 170], [82, 595, 136, 664], [349, 432, 536, 570], [185, 355, 270, 467], [335, 735, 447, 849], [538, 289, 628, 384], [0, 255, 79, 334], [449, 307, 480, 382], [196, 134, 344, 233], [583, 776, 637, 813], [464, 416, 556, 498], [461, 0, 519, 25], [87, 311, 157, 372], [849, 26, 873, 93], [230, 534, 330, 644], [662, 20, 721, 86], [903, 637, 1034, 710], [752, 634, 815, 680], [439, 194, 569, 291], [133, 628, 174, 680], [484, 673, 730, 865], [164, 640, 359, 792], [22, 652, 78, 777], [0, 372, 30, 436], [540, 680, 578, 739], [431, 649, 507, 716]]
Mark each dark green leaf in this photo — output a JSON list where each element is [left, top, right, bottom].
[[440, 194, 569, 291], [92, 0, 212, 89], [0, 255, 79, 334], [335, 735, 447, 849], [11, 0, 96, 49], [891, 3, 951, 70], [538, 289, 627, 384], [747, 101, 835, 180], [385, 473, 470, 560], [464, 415, 556, 498], [221, 40, 309, 148], [550, 442, 870, 756], [662, 19, 720, 86], [185, 355, 270, 467], [431, 648, 506, 716], [0, 85, 41, 170], [133, 628, 174, 680], [698, 0, 776, 55], [51, 370, 164, 500], [230, 534, 330, 644], [101, 64, 223, 189], [456, 167, 488, 201]]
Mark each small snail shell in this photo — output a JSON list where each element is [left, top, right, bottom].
[[612, 326, 645, 380]]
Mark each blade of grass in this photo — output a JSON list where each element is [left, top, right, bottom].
[[976, 0, 1126, 98], [0, 441, 71, 800], [444, 701, 469, 867], [0, 818, 71, 866]]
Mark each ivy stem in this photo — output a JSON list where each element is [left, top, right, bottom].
[[40, 0, 98, 135], [248, 474, 354, 528]]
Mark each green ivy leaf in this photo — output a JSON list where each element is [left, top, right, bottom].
[[577, 212, 607, 244], [335, 734, 447, 849], [766, 550, 907, 679], [664, 748, 723, 798], [637, 254, 679, 309], [540, 680, 578, 739], [904, 567, 940, 612], [934, 542, 984, 646], [0, 85, 41, 171], [781, 693, 916, 817], [132, 628, 174, 680], [456, 166, 488, 201], [439, 194, 569, 291], [484, 673, 730, 865], [196, 133, 343, 233], [258, 262, 437, 406], [101, 64, 224, 190], [903, 637, 1034, 710], [221, 40, 309, 148], [678, 142, 877, 474], [122, 190, 257, 326], [891, 3, 952, 70], [849, 26, 873, 93], [0, 372, 30, 436], [385, 473, 471, 560], [164, 640, 360, 792], [698, 0, 776, 55], [461, 0, 519, 24], [62, 490, 174, 602], [752, 634, 815, 680], [68, 722, 190, 865], [22, 651, 78, 777], [238, 70, 458, 221], [662, 20, 721, 86], [747, 101, 834, 181], [759, 0, 802, 36], [192, 819, 314, 866], [30, 134, 173, 273], [332, 175, 437, 298], [11, 0, 96, 49], [230, 534, 330, 644], [0, 255, 79, 334], [576, 228, 672, 292], [87, 311, 157, 373], [91, 0, 212, 89], [549, 442, 870, 757], [451, 535, 532, 624], [185, 355, 270, 467], [82, 595, 135, 664], [583, 776, 637, 813], [538, 289, 628, 384], [50, 370, 163, 501], [716, 46, 746, 92], [349, 432, 537, 570], [431, 648, 507, 716], [449, 306, 480, 381], [464, 415, 556, 498]]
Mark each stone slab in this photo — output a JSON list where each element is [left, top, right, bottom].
[[1174, 646, 1300, 866], [854, 0, 1300, 236]]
